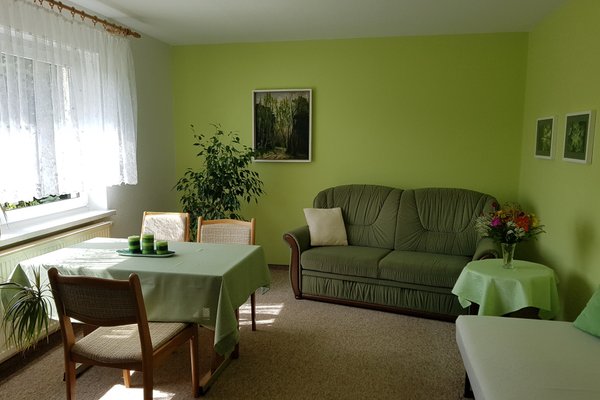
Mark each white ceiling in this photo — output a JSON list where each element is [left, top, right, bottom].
[[66, 0, 568, 45]]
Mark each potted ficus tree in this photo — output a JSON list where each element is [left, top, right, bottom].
[[0, 268, 53, 352], [174, 124, 265, 240]]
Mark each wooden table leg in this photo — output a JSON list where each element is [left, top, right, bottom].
[[232, 309, 240, 359], [468, 303, 480, 315], [463, 372, 474, 398], [198, 358, 232, 395], [197, 327, 237, 395]]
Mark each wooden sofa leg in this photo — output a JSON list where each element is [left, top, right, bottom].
[[463, 372, 474, 398]]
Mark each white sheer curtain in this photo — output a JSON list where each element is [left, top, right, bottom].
[[0, 0, 137, 204]]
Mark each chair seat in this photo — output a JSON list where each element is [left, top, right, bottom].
[[72, 322, 189, 364]]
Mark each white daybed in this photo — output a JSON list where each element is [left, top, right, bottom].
[[455, 315, 600, 400]]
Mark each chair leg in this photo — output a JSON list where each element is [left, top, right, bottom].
[[65, 360, 77, 400], [251, 292, 256, 331], [143, 367, 153, 400], [123, 369, 132, 388]]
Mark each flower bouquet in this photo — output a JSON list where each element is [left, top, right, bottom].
[[475, 202, 545, 268]]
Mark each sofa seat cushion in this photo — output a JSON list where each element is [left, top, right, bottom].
[[301, 246, 391, 279], [378, 250, 469, 288]]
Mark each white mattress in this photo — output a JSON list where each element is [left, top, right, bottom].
[[456, 315, 600, 400]]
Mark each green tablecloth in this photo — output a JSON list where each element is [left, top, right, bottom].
[[10, 238, 271, 355], [451, 259, 560, 319]]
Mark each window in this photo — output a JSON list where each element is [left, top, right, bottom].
[[0, 52, 83, 205], [0, 0, 138, 225]]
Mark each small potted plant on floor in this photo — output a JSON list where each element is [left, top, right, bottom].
[[174, 124, 264, 240], [0, 268, 52, 352]]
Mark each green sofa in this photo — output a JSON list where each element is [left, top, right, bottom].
[[283, 185, 499, 320]]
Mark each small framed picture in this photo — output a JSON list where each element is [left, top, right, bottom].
[[535, 117, 554, 159], [563, 111, 595, 164], [252, 89, 312, 162]]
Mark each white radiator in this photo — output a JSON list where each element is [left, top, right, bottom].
[[0, 221, 112, 363]]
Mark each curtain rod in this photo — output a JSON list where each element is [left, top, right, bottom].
[[33, 0, 141, 38]]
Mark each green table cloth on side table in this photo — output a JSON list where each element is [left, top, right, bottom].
[[451, 259, 560, 319]]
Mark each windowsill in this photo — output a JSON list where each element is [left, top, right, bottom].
[[0, 208, 115, 250]]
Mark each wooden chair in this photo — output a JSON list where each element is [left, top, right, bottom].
[[48, 267, 200, 400], [197, 217, 257, 330], [141, 211, 190, 242]]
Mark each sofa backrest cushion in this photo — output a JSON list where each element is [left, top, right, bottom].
[[394, 188, 497, 256], [314, 184, 401, 249]]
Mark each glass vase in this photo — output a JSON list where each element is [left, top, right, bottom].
[[501, 242, 516, 269]]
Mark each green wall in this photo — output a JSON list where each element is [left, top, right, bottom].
[[519, 0, 600, 320], [172, 33, 528, 265]]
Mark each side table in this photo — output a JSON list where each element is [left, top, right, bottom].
[[451, 259, 560, 319]]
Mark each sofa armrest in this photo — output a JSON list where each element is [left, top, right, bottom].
[[472, 237, 500, 260], [283, 226, 311, 299]]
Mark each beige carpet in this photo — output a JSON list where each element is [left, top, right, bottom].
[[0, 267, 466, 399]]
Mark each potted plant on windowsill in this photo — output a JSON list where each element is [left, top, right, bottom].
[[174, 124, 265, 240], [0, 203, 6, 239], [0, 268, 53, 353]]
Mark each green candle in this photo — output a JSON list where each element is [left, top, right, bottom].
[[142, 233, 155, 254], [156, 240, 169, 255], [128, 235, 141, 253]]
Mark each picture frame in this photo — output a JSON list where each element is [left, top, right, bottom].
[[534, 117, 555, 159], [252, 89, 312, 162], [563, 111, 595, 164]]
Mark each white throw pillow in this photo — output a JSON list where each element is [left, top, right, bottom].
[[303, 207, 348, 246]]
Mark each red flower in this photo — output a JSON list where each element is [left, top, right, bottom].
[[515, 215, 530, 232]]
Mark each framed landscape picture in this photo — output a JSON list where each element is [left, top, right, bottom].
[[563, 111, 595, 164], [535, 117, 555, 159], [252, 89, 312, 162]]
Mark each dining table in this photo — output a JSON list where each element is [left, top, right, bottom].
[[8, 237, 271, 393]]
